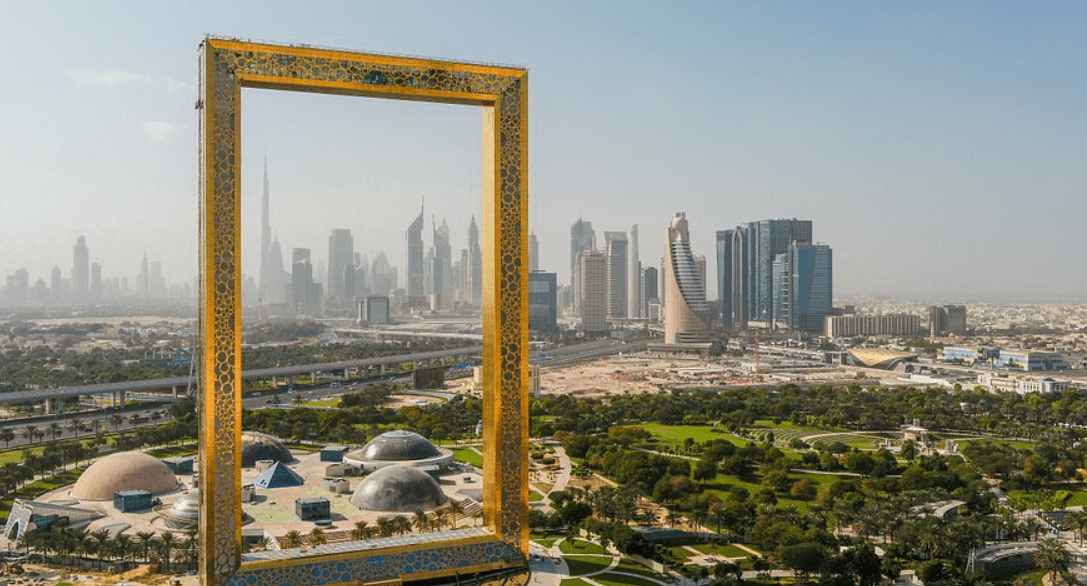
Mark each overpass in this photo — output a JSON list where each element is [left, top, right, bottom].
[[0, 346, 482, 409]]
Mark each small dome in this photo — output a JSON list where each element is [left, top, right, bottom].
[[354, 430, 440, 462], [72, 451, 179, 501], [350, 465, 447, 512], [169, 491, 200, 522], [241, 431, 293, 468]]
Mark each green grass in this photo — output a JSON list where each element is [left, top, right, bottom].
[[702, 469, 837, 514], [565, 555, 614, 576], [0, 467, 86, 524], [452, 447, 483, 467], [633, 423, 748, 450], [560, 579, 595, 586], [615, 560, 669, 580], [146, 443, 198, 458], [1064, 491, 1087, 507], [665, 546, 695, 561], [529, 490, 545, 502], [594, 572, 662, 586], [750, 419, 831, 432], [560, 539, 608, 555], [691, 543, 754, 558], [299, 398, 340, 408], [532, 536, 560, 549]]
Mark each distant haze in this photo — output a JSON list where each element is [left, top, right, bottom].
[[0, 1, 1083, 302]]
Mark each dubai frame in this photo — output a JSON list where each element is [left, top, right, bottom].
[[198, 38, 529, 586]]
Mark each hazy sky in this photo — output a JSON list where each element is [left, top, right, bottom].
[[0, 1, 1083, 302]]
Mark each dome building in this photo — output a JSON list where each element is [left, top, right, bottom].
[[350, 465, 448, 512], [343, 430, 454, 473], [241, 431, 294, 468], [160, 490, 200, 530], [71, 452, 179, 501]]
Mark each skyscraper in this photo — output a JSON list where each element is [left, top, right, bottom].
[[406, 201, 425, 300], [529, 271, 558, 335], [259, 156, 273, 302], [430, 218, 452, 311], [628, 224, 641, 319], [291, 248, 321, 315], [569, 218, 595, 312], [579, 250, 607, 332], [663, 212, 711, 343], [137, 252, 150, 299], [327, 228, 354, 304], [715, 230, 733, 328], [641, 266, 658, 319], [468, 217, 482, 310], [784, 242, 832, 332], [529, 233, 539, 273], [90, 263, 102, 301], [72, 235, 89, 302], [719, 218, 813, 329], [604, 231, 628, 319]]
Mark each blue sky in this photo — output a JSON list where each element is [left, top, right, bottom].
[[0, 1, 1083, 301]]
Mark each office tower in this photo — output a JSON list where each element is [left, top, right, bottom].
[[430, 218, 452, 311], [529, 233, 539, 272], [529, 271, 558, 335], [628, 224, 641, 319], [137, 253, 150, 299], [929, 305, 967, 336], [5, 269, 28, 306], [359, 296, 390, 325], [715, 230, 733, 327], [641, 266, 658, 320], [50, 266, 62, 303], [90, 263, 102, 301], [327, 228, 354, 304], [406, 201, 425, 299], [150, 261, 166, 298], [781, 242, 832, 332], [663, 212, 711, 344], [752, 219, 812, 322], [290, 248, 321, 315], [467, 217, 482, 310], [371, 252, 396, 297], [265, 238, 287, 304], [579, 250, 607, 332], [259, 157, 273, 301], [604, 231, 628, 319], [72, 235, 89, 302], [569, 218, 595, 312]]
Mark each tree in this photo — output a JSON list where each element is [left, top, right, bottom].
[[1036, 538, 1071, 585], [352, 520, 372, 541], [136, 531, 157, 563], [283, 530, 303, 549], [778, 542, 824, 578], [309, 527, 327, 546]]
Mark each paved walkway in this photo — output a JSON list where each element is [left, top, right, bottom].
[[529, 536, 677, 586]]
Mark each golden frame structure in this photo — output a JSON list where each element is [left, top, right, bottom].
[[198, 38, 529, 586]]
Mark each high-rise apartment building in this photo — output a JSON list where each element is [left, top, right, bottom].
[[929, 305, 968, 336], [569, 218, 595, 312], [604, 231, 628, 319], [72, 236, 89, 302], [663, 212, 711, 343], [628, 224, 641, 319], [579, 250, 607, 332], [406, 202, 425, 300], [641, 266, 658, 320], [429, 218, 452, 311], [327, 228, 354, 305]]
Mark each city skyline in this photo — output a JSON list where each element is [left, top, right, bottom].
[[0, 2, 1084, 302]]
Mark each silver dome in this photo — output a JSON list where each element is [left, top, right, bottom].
[[350, 465, 447, 512], [241, 431, 293, 468], [356, 430, 440, 462]]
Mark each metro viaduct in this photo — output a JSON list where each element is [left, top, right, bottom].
[[0, 345, 481, 413]]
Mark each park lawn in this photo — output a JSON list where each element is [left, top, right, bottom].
[[560, 539, 608, 555], [1063, 491, 1087, 507], [615, 560, 669, 580], [666, 546, 694, 561], [750, 419, 831, 433], [299, 398, 339, 408], [564, 555, 613, 576], [0, 445, 44, 465], [529, 490, 545, 502], [560, 580, 595, 586], [634, 423, 748, 449], [146, 443, 198, 458], [691, 543, 755, 558], [956, 437, 1038, 451], [0, 467, 86, 524], [594, 573, 661, 586], [451, 447, 483, 467], [532, 535, 560, 549], [702, 469, 838, 514]]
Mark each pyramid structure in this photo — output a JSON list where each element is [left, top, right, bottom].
[[253, 461, 304, 488]]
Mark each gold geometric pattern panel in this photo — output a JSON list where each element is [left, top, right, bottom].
[[198, 37, 528, 586]]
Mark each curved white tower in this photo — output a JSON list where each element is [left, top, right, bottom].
[[664, 212, 711, 343]]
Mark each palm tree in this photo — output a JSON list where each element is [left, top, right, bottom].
[[309, 527, 328, 546], [377, 517, 394, 538], [115, 534, 133, 568], [393, 515, 411, 536], [136, 531, 157, 563], [1036, 538, 1071, 585], [23, 425, 37, 444], [67, 418, 80, 438], [0, 427, 12, 448], [110, 414, 123, 432], [283, 530, 303, 549], [351, 520, 371, 541], [159, 531, 176, 571], [414, 510, 430, 534], [447, 499, 465, 529], [48, 422, 61, 442]]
